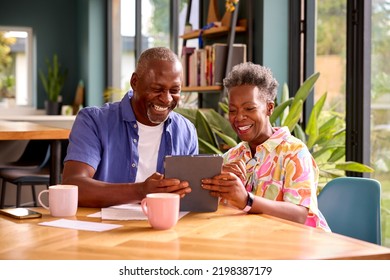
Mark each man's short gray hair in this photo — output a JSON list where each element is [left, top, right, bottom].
[[136, 47, 180, 77]]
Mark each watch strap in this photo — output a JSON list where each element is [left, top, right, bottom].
[[242, 191, 254, 212]]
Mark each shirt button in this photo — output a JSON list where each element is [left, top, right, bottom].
[[133, 139, 137, 143], [133, 124, 137, 128], [132, 163, 136, 168]]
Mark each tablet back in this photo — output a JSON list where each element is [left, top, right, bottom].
[[164, 155, 223, 212]]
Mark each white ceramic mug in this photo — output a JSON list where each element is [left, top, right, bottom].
[[38, 185, 78, 217], [141, 193, 180, 230]]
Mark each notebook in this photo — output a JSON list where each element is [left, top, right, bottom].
[[164, 155, 223, 212]]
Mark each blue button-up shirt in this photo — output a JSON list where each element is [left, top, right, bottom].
[[64, 91, 198, 183]]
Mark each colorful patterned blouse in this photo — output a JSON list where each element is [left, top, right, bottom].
[[223, 126, 331, 232]]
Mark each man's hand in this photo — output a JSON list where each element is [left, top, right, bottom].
[[143, 172, 191, 198]]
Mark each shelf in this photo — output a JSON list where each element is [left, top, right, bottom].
[[181, 86, 222, 92], [181, 24, 246, 40]]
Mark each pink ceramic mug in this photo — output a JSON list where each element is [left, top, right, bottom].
[[38, 185, 78, 217], [141, 193, 180, 230]]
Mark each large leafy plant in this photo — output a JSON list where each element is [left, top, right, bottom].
[[176, 72, 373, 188], [174, 107, 239, 154], [267, 72, 373, 187]]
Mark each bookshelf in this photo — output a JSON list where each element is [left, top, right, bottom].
[[180, 19, 247, 40], [181, 85, 222, 93], [180, 0, 252, 109]]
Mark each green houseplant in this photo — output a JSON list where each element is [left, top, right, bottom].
[[39, 54, 68, 114], [175, 72, 373, 189]]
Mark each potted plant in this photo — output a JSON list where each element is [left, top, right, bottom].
[[39, 54, 68, 115], [0, 74, 16, 102]]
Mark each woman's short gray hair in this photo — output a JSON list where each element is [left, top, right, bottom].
[[136, 47, 180, 77], [223, 62, 279, 101]]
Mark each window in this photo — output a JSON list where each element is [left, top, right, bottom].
[[315, 0, 346, 113], [108, 0, 172, 102], [0, 26, 33, 108], [371, 0, 390, 247]]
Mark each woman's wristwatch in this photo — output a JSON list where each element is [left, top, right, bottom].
[[242, 191, 254, 212]]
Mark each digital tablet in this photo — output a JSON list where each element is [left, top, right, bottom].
[[164, 154, 223, 212]]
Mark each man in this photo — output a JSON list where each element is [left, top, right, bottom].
[[62, 47, 198, 207]]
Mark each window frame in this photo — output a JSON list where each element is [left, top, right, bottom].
[[0, 26, 34, 108]]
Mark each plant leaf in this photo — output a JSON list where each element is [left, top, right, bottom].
[[291, 72, 320, 108], [293, 125, 306, 142], [213, 130, 238, 149], [305, 92, 327, 149], [200, 109, 237, 140], [198, 138, 222, 154], [174, 108, 197, 124], [280, 84, 290, 124], [218, 102, 229, 114], [319, 169, 345, 179], [282, 99, 303, 131], [195, 110, 218, 147], [335, 161, 375, 173], [327, 147, 345, 162], [270, 98, 293, 125]]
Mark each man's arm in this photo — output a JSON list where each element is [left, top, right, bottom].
[[62, 160, 191, 208]]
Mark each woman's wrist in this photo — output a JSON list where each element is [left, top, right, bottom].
[[242, 192, 254, 212]]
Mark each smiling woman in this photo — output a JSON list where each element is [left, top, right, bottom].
[[0, 27, 33, 109]]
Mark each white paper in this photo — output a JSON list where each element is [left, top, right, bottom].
[[38, 219, 122, 232], [101, 206, 147, 220], [87, 203, 189, 221]]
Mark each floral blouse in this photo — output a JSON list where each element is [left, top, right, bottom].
[[223, 127, 331, 232]]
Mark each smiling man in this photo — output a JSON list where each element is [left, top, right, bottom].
[[62, 47, 198, 207]]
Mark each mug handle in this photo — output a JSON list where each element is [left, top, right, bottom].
[[37, 190, 50, 210], [141, 198, 148, 217]]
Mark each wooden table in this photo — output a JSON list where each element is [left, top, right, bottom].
[[1, 205, 390, 260], [0, 121, 70, 185]]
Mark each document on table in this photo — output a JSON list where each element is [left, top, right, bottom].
[[38, 219, 122, 232], [87, 203, 189, 221]]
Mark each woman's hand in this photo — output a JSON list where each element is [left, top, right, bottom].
[[222, 160, 246, 183], [201, 171, 248, 210]]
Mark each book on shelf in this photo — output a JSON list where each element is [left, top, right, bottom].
[[211, 43, 247, 86], [188, 50, 197, 87], [182, 43, 247, 88], [181, 46, 195, 87]]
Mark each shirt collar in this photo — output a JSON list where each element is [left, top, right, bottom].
[[236, 126, 291, 157], [120, 90, 172, 126], [260, 126, 290, 153]]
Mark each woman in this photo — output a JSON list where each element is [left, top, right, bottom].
[[201, 62, 330, 231]]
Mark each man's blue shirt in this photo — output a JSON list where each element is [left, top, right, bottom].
[[64, 90, 199, 183]]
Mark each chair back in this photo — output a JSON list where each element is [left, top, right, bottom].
[[15, 140, 51, 167], [318, 177, 382, 245]]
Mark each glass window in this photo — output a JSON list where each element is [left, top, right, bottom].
[[315, 0, 390, 247], [315, 0, 346, 112], [314, 0, 347, 182], [371, 0, 390, 247], [108, 0, 172, 102], [0, 27, 33, 108]]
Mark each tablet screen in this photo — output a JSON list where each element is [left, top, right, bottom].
[[164, 155, 223, 212]]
